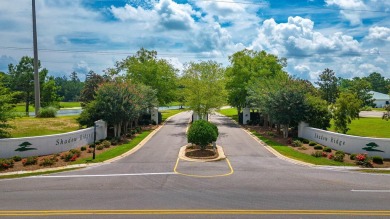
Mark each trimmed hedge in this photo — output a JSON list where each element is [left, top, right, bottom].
[[187, 120, 218, 150]]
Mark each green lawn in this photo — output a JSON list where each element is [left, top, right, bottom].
[[60, 102, 81, 108], [72, 130, 152, 164], [329, 117, 390, 138], [0, 168, 83, 179], [12, 103, 34, 113], [252, 132, 354, 166], [217, 108, 238, 122], [8, 115, 80, 138], [161, 108, 186, 122]]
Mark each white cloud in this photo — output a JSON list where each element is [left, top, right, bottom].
[[366, 26, 390, 41]]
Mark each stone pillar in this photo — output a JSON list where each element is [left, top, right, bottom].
[[151, 107, 159, 124], [192, 112, 199, 122], [298, 122, 309, 138], [243, 108, 250, 125], [95, 120, 107, 140]]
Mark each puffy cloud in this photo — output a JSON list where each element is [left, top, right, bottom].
[[366, 26, 390, 41], [326, 0, 366, 25], [110, 4, 155, 22], [251, 16, 361, 57]]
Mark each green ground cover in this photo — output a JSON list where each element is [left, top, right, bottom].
[[356, 169, 390, 174], [59, 102, 81, 108], [251, 132, 354, 166], [161, 109, 186, 122], [0, 168, 83, 179], [72, 130, 152, 164], [217, 108, 238, 122], [329, 117, 390, 138], [7, 115, 80, 138]]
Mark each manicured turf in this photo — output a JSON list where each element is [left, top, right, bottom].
[[217, 108, 238, 122], [12, 103, 35, 113], [251, 132, 354, 166], [161, 108, 186, 122], [60, 102, 81, 108], [72, 130, 152, 164], [329, 117, 390, 138], [7, 115, 80, 138], [356, 169, 390, 174]]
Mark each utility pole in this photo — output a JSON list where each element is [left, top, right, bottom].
[[32, 0, 40, 117]]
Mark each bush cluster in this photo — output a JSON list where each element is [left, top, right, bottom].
[[38, 106, 58, 118], [291, 140, 302, 147], [322, 147, 332, 152], [311, 151, 323, 158], [22, 156, 38, 166], [61, 149, 81, 162], [313, 145, 323, 150], [302, 139, 310, 144], [372, 156, 383, 164], [101, 140, 111, 148], [0, 159, 14, 170], [40, 156, 58, 167], [308, 141, 316, 146], [12, 156, 22, 162], [355, 154, 373, 168], [187, 120, 218, 150]]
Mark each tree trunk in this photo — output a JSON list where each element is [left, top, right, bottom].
[[282, 124, 289, 138], [25, 92, 30, 117], [276, 123, 281, 135]]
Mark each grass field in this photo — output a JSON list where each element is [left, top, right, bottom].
[[7, 115, 80, 138], [59, 102, 81, 108], [251, 132, 354, 166], [161, 108, 186, 122], [217, 108, 238, 122], [72, 130, 152, 164], [329, 117, 390, 138]]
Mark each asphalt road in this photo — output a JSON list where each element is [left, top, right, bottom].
[[0, 111, 389, 218]]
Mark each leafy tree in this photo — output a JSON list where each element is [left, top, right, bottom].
[[226, 49, 286, 115], [7, 56, 47, 116], [349, 77, 374, 107], [332, 92, 362, 134], [187, 120, 218, 150], [182, 61, 227, 119], [304, 94, 332, 130], [316, 68, 339, 104], [0, 74, 16, 138], [79, 71, 105, 106], [364, 72, 388, 94], [41, 76, 61, 107], [117, 48, 178, 106]]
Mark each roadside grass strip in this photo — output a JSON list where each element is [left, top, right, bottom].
[[0, 168, 83, 180], [0, 210, 389, 216], [72, 130, 152, 164], [161, 108, 187, 122], [355, 169, 390, 174], [251, 132, 354, 167]]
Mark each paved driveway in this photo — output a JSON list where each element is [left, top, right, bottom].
[[0, 112, 389, 218]]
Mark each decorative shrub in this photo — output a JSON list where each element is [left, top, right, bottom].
[[350, 154, 357, 160], [355, 154, 373, 168], [328, 154, 334, 159], [22, 156, 38, 166], [335, 151, 345, 156], [314, 145, 323, 150], [322, 152, 328, 157], [40, 157, 57, 166], [97, 145, 104, 150], [372, 156, 384, 164], [12, 156, 22, 162], [38, 106, 58, 118], [302, 139, 310, 144], [187, 120, 218, 150], [308, 141, 316, 146], [323, 147, 332, 152], [291, 140, 302, 147], [266, 131, 275, 137], [69, 149, 81, 157], [0, 159, 14, 170], [102, 140, 111, 148], [70, 154, 78, 162], [80, 146, 87, 151], [311, 151, 323, 158], [298, 146, 307, 150], [333, 154, 344, 162]]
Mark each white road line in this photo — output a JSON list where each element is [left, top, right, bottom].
[[30, 172, 177, 178], [351, 190, 390, 193]]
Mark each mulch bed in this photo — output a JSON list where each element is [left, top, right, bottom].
[[0, 125, 158, 174], [185, 145, 219, 159], [247, 125, 390, 168]]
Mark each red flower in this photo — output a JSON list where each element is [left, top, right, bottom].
[[70, 154, 78, 162]]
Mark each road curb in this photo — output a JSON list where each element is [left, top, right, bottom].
[[0, 111, 188, 177]]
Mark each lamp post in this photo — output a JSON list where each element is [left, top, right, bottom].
[[93, 121, 97, 159]]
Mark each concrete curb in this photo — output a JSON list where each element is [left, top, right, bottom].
[[0, 111, 188, 177], [215, 112, 390, 171], [178, 145, 226, 162]]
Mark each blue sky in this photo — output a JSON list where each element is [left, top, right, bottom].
[[0, 0, 389, 81]]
